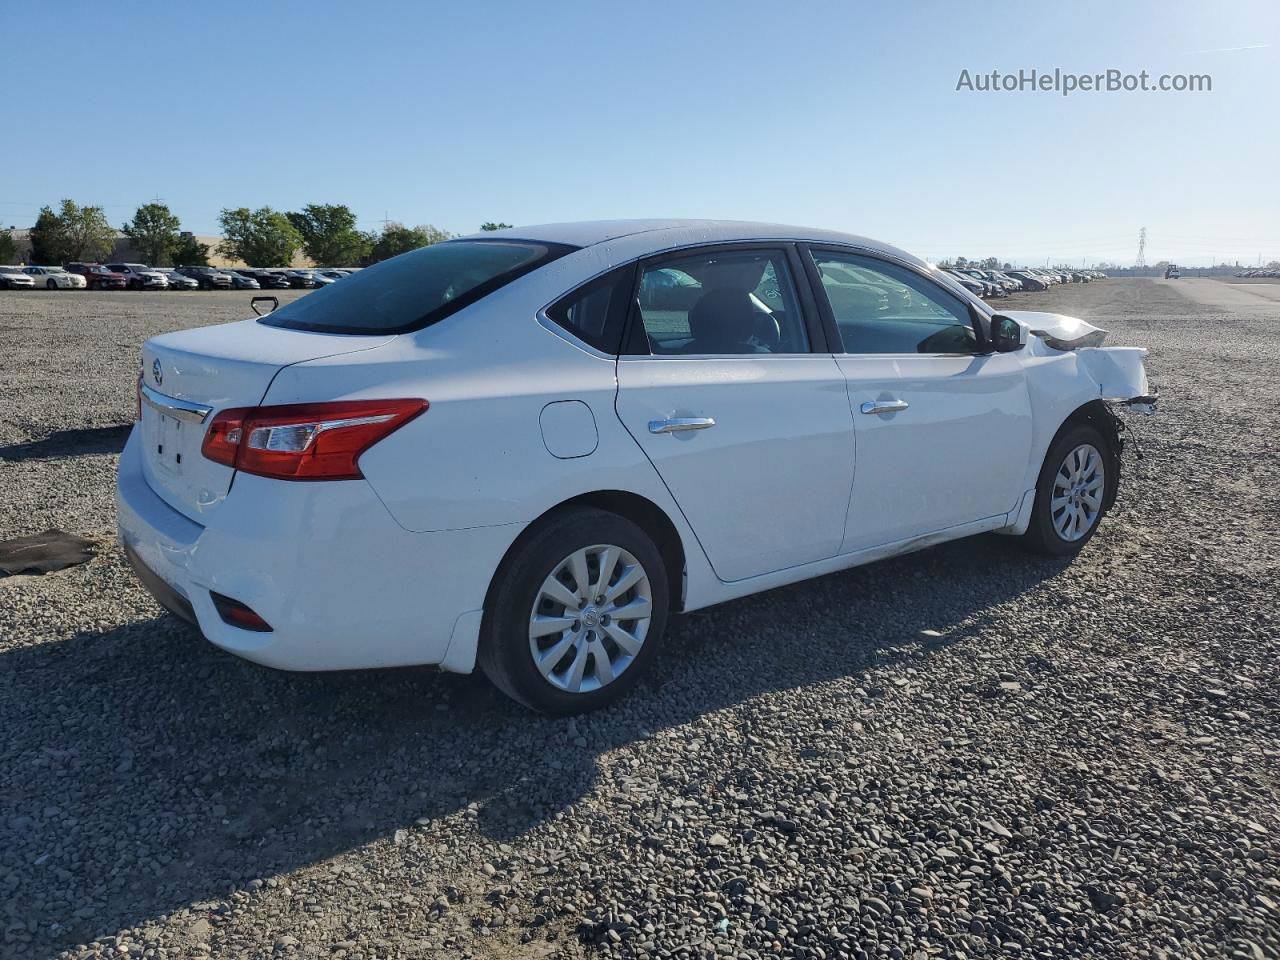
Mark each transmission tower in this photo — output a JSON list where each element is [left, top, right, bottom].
[[1135, 227, 1147, 268]]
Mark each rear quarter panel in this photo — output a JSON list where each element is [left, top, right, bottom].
[[260, 273, 707, 575]]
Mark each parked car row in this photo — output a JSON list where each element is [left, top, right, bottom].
[[1234, 267, 1280, 278], [0, 262, 362, 291], [943, 267, 1106, 298]]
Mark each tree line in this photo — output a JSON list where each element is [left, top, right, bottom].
[[10, 199, 512, 268]]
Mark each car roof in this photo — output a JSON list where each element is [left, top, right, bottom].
[[464, 219, 929, 269]]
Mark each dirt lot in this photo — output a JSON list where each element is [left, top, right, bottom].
[[1, 280, 1277, 960]]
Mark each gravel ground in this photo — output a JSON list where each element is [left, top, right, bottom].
[[1, 281, 1277, 960]]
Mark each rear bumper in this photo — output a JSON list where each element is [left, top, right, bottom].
[[116, 427, 524, 673], [123, 543, 197, 625]]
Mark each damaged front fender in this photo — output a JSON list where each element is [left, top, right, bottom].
[[1001, 310, 1159, 411]]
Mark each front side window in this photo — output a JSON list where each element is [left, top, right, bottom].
[[810, 252, 978, 355], [633, 248, 809, 355], [261, 239, 575, 334]]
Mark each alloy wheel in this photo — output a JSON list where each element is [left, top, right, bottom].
[[1051, 443, 1105, 542], [528, 544, 652, 694]]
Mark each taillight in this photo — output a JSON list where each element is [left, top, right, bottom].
[[201, 399, 426, 480]]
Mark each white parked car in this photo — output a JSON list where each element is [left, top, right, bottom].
[[106, 262, 170, 290], [0, 265, 37, 289], [22, 265, 87, 289], [118, 221, 1156, 714]]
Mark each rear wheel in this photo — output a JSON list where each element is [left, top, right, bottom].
[[479, 508, 669, 715], [47, 279, 57, 290], [1022, 424, 1112, 555]]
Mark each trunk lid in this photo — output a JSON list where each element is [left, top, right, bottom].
[[139, 319, 393, 522]]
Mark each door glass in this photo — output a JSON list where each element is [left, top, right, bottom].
[[634, 249, 809, 355], [811, 252, 978, 354]]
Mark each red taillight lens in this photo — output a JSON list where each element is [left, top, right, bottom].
[[201, 407, 248, 468], [201, 399, 427, 480], [210, 592, 273, 632]]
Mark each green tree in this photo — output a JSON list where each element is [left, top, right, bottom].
[[286, 204, 372, 266], [217, 207, 302, 266], [61, 200, 116, 261], [171, 234, 211, 267], [29, 200, 115, 263], [122, 202, 182, 265], [28, 207, 66, 264], [480, 222, 512, 232], [0, 231, 16, 264], [367, 223, 451, 264]]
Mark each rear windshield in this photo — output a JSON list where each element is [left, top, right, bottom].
[[259, 239, 576, 335]]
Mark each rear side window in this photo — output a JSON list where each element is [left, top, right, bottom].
[[544, 267, 635, 354], [632, 248, 810, 355], [261, 239, 576, 335]]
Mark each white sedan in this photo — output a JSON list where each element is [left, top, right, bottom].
[[22, 266, 88, 289], [0, 266, 37, 289], [118, 220, 1155, 714]]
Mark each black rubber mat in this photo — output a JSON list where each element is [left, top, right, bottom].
[[0, 530, 96, 576]]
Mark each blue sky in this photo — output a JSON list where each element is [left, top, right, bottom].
[[5, 0, 1277, 266]]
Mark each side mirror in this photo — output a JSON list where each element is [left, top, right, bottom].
[[251, 296, 279, 317], [989, 314, 1025, 353]]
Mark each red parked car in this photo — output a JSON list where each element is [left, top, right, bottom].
[[65, 262, 127, 290]]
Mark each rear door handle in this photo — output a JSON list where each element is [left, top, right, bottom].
[[859, 400, 909, 415], [649, 417, 716, 434]]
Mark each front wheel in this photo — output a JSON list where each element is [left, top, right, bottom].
[[1022, 424, 1113, 555], [479, 508, 669, 715]]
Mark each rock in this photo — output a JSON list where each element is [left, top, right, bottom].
[[980, 818, 1013, 840]]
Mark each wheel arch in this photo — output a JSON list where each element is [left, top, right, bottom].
[[483, 489, 688, 618], [1051, 399, 1124, 509]]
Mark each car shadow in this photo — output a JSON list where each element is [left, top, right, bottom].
[[0, 425, 131, 462], [0, 534, 1069, 956]]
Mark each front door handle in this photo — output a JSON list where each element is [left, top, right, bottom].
[[649, 416, 716, 434], [860, 399, 909, 415]]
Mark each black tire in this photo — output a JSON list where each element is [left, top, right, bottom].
[[1022, 423, 1114, 556], [129, 279, 142, 291], [478, 507, 669, 715], [47, 279, 57, 290]]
